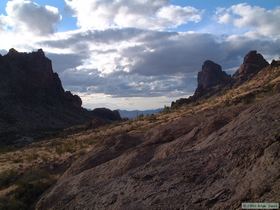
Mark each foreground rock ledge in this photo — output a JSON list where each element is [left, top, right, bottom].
[[36, 93, 280, 210]]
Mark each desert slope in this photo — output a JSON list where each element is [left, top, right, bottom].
[[36, 59, 280, 209]]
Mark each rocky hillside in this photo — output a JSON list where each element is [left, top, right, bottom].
[[0, 49, 120, 145], [36, 52, 280, 210]]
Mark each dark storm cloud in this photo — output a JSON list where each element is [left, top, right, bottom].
[[126, 33, 280, 76], [46, 53, 87, 73], [60, 69, 196, 98], [37, 28, 280, 98], [40, 28, 147, 49]]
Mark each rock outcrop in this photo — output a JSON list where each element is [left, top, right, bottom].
[[172, 60, 231, 108], [0, 48, 81, 108], [0, 49, 120, 144], [194, 60, 232, 98], [233, 50, 269, 85], [172, 51, 269, 108]]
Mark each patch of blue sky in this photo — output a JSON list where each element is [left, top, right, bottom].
[[171, 0, 279, 10], [35, 0, 78, 31], [170, 0, 279, 34], [0, 0, 7, 14]]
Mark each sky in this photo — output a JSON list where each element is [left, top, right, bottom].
[[0, 0, 279, 110]]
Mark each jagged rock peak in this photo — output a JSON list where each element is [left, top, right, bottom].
[[233, 50, 269, 84], [34, 48, 45, 57], [202, 60, 222, 71], [7, 48, 19, 55], [171, 60, 231, 108], [243, 50, 267, 65], [197, 60, 231, 90], [5, 48, 46, 57], [271, 59, 280, 67]]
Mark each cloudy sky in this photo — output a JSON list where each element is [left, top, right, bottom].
[[0, 0, 279, 110]]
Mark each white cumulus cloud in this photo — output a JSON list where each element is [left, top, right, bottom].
[[65, 0, 202, 30], [1, 0, 61, 35], [216, 3, 280, 37]]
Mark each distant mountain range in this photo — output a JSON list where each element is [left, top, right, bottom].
[[118, 109, 162, 119]]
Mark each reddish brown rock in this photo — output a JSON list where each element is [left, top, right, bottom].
[[233, 50, 269, 84], [194, 60, 232, 98]]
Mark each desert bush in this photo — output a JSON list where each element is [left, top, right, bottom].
[[147, 114, 157, 122], [14, 179, 54, 209], [0, 170, 18, 189], [16, 169, 49, 185], [0, 169, 55, 210], [0, 197, 26, 210], [161, 105, 171, 114], [26, 152, 39, 162]]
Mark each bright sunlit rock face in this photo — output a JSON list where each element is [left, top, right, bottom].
[[0, 0, 279, 110]]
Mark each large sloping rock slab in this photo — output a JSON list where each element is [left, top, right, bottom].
[[36, 94, 280, 210]]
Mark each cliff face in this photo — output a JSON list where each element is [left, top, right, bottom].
[[172, 60, 232, 108], [0, 49, 120, 144], [0, 49, 81, 108], [194, 60, 232, 99]]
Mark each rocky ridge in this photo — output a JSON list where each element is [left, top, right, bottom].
[[0, 49, 121, 144], [36, 54, 280, 210], [172, 51, 269, 108]]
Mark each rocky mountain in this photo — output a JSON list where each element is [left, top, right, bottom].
[[36, 54, 280, 210], [233, 50, 269, 85], [172, 59, 232, 108], [0, 49, 120, 144], [172, 51, 268, 108], [194, 60, 232, 98]]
